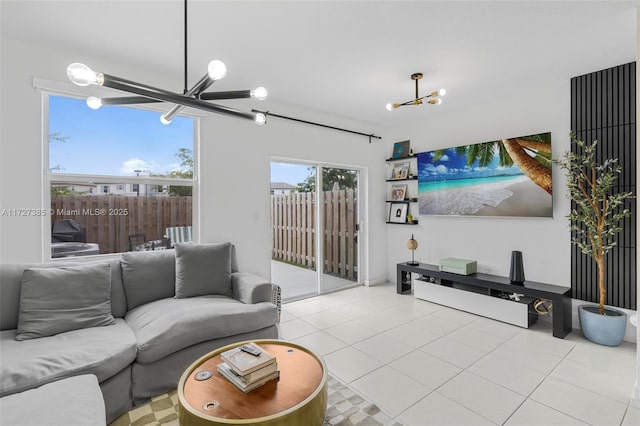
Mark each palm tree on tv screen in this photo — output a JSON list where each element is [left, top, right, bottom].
[[431, 132, 552, 195]]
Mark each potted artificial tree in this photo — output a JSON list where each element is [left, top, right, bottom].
[[556, 133, 634, 346]]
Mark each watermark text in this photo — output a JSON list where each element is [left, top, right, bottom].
[[1, 208, 129, 217]]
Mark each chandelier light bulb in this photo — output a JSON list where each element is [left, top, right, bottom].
[[86, 97, 102, 110], [254, 112, 267, 125], [67, 63, 99, 86], [385, 103, 394, 111], [428, 98, 442, 105], [207, 60, 227, 81], [66, 58, 268, 125], [438, 88, 447, 96], [251, 87, 268, 100]]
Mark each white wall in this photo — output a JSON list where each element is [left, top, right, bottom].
[[198, 102, 388, 284], [0, 36, 389, 286], [384, 78, 572, 286], [384, 71, 639, 343]]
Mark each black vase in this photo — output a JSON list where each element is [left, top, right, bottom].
[[509, 251, 525, 285]]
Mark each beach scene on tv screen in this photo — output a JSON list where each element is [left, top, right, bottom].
[[417, 132, 553, 217]]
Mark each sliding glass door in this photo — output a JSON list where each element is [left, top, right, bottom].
[[319, 166, 359, 292], [270, 161, 361, 301], [270, 162, 318, 300]]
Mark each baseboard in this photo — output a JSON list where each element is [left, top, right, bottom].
[[364, 275, 389, 286]]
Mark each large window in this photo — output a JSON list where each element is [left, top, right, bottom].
[[47, 95, 197, 258]]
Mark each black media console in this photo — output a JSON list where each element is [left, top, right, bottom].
[[397, 262, 572, 339]]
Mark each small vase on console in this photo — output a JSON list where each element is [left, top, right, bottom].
[[509, 250, 525, 285]]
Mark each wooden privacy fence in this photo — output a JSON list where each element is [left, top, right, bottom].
[[51, 195, 192, 254], [271, 189, 357, 281]]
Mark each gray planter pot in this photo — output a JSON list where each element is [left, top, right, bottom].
[[578, 305, 627, 346]]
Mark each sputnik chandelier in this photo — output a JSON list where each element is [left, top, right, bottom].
[[66, 0, 267, 126], [66, 62, 267, 125], [386, 73, 446, 111]]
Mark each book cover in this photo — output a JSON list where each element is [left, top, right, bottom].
[[220, 343, 276, 375], [232, 361, 279, 385], [217, 362, 280, 393]]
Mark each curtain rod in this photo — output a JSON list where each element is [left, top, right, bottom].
[[252, 110, 382, 143]]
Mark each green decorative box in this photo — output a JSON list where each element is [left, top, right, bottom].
[[438, 258, 477, 275]]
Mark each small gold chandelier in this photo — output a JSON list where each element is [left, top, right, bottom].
[[386, 73, 446, 111]]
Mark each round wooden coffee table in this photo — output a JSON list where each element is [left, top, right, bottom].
[[178, 339, 327, 425]]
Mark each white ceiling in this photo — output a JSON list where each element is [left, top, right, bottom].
[[1, 0, 637, 128]]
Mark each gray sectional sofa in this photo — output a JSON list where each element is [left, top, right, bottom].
[[0, 243, 280, 424]]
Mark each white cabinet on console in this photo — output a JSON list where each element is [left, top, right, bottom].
[[414, 278, 463, 309], [414, 278, 536, 328]]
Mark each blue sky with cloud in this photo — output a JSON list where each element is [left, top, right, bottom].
[[417, 145, 523, 182], [49, 96, 193, 176]]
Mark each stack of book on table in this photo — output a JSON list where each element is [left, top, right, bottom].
[[218, 342, 279, 393]]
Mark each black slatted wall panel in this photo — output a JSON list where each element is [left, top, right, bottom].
[[570, 62, 636, 310]]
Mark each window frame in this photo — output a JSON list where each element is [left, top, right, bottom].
[[41, 83, 201, 261]]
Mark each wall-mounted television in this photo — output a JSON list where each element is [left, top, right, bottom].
[[417, 132, 552, 217]]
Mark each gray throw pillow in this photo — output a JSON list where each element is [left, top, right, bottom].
[[15, 263, 115, 341], [121, 250, 176, 309], [174, 242, 232, 298]]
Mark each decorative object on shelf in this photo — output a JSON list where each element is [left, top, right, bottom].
[[555, 132, 634, 346], [509, 250, 525, 285], [390, 184, 407, 201], [385, 149, 417, 225], [407, 234, 419, 266], [386, 73, 446, 111], [66, 0, 267, 126], [534, 299, 553, 315], [391, 162, 410, 180], [389, 203, 408, 223], [417, 132, 553, 217], [508, 293, 524, 302], [392, 140, 411, 159], [438, 257, 477, 275]]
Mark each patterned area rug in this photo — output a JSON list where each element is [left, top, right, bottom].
[[110, 375, 403, 426]]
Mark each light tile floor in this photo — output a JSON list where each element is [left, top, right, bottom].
[[278, 283, 638, 426]]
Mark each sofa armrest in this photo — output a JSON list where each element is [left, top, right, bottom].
[[231, 272, 273, 304]]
